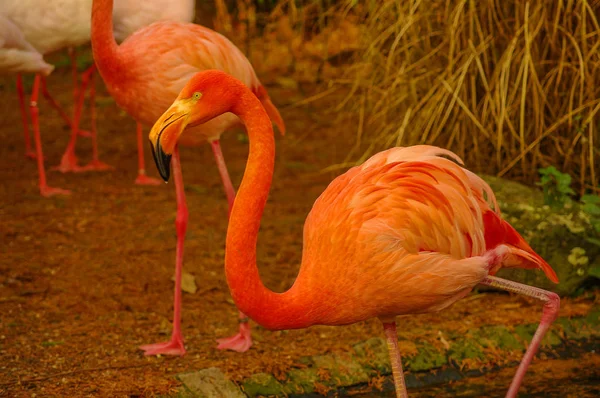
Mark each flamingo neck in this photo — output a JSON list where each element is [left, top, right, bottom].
[[225, 85, 308, 330], [91, 0, 127, 85]]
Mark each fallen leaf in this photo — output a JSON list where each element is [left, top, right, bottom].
[[172, 272, 197, 294]]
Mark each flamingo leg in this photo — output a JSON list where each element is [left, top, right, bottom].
[[40, 70, 92, 139], [211, 139, 253, 353], [53, 66, 95, 173], [479, 275, 560, 398], [30, 75, 71, 197], [134, 122, 162, 185], [69, 47, 78, 102], [140, 146, 186, 356], [382, 321, 409, 398], [17, 74, 36, 159], [81, 69, 113, 171]]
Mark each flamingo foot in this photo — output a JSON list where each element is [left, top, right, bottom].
[[135, 173, 163, 186], [53, 150, 84, 173], [215, 321, 253, 353], [139, 334, 186, 356], [80, 159, 114, 172], [40, 185, 71, 197]]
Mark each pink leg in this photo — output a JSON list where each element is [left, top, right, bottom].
[[81, 69, 113, 171], [134, 122, 162, 185], [69, 47, 78, 102], [30, 75, 71, 197], [17, 74, 36, 159], [211, 140, 253, 353], [140, 146, 186, 356], [53, 66, 95, 173], [479, 275, 559, 398], [40, 72, 91, 138], [382, 321, 408, 398]]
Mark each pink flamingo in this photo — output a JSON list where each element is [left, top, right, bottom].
[[2, 0, 195, 182], [149, 70, 560, 397], [57, 0, 196, 182], [92, 0, 285, 355]]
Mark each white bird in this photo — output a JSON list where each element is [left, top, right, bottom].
[[0, 0, 196, 193]]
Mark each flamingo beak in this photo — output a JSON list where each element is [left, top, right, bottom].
[[150, 137, 172, 182], [148, 100, 192, 182]]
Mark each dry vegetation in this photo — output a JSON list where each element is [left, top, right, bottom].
[[215, 0, 600, 194]]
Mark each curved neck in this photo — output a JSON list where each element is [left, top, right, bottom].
[[91, 0, 127, 84], [225, 86, 308, 330]]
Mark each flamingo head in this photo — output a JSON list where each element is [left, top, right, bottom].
[[148, 70, 241, 182]]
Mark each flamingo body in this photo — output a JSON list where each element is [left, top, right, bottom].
[[112, 0, 195, 42], [0, 14, 53, 75], [281, 146, 558, 327], [147, 71, 559, 396], [0, 0, 91, 54], [98, 22, 276, 144]]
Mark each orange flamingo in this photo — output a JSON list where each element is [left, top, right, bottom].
[[92, 0, 285, 355], [149, 70, 560, 398]]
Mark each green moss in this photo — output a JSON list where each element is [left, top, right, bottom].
[[472, 325, 522, 351], [312, 353, 369, 386], [242, 373, 284, 397], [448, 340, 485, 363], [282, 367, 320, 395], [406, 342, 447, 372], [352, 337, 391, 373]]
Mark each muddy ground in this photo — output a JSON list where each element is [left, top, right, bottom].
[[0, 54, 599, 397]]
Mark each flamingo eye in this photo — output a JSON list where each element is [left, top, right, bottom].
[[192, 92, 202, 100]]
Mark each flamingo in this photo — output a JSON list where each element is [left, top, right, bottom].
[[148, 70, 560, 398], [1, 0, 195, 183], [56, 0, 197, 183], [92, 0, 285, 355]]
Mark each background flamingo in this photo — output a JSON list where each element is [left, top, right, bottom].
[[149, 70, 560, 398], [58, 0, 196, 183], [1, 0, 195, 190], [92, 0, 285, 355]]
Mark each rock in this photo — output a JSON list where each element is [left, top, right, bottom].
[[481, 175, 600, 296], [177, 368, 244, 398]]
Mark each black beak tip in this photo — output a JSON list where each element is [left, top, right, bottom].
[[150, 140, 172, 182]]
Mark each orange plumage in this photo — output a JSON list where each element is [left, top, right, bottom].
[[150, 71, 560, 398]]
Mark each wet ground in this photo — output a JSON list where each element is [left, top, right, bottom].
[[1, 57, 599, 397]]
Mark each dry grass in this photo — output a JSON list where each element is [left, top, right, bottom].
[[328, 0, 600, 194], [218, 0, 600, 194]]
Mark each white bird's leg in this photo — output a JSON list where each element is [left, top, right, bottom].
[[69, 47, 78, 102], [52, 67, 93, 173], [134, 122, 162, 185], [16, 74, 35, 159], [479, 276, 560, 398], [81, 69, 113, 171], [211, 139, 253, 353], [30, 75, 70, 197], [382, 321, 408, 398]]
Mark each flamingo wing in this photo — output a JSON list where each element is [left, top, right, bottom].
[[298, 145, 557, 325]]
